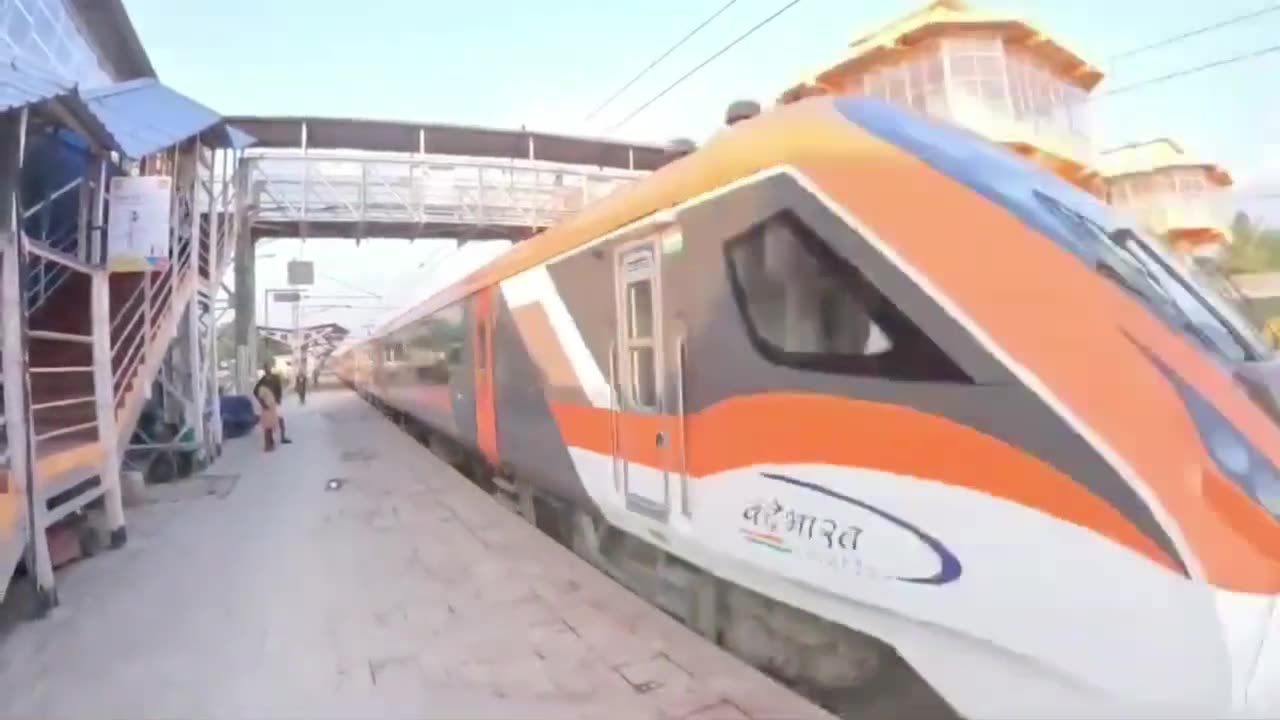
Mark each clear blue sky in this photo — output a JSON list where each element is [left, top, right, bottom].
[[123, 0, 1277, 173], [119, 0, 1280, 333]]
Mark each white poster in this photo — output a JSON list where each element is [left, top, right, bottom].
[[107, 175, 172, 272]]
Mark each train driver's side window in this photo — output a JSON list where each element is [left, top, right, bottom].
[[725, 212, 969, 383]]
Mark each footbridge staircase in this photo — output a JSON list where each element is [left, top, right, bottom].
[[0, 71, 248, 610]]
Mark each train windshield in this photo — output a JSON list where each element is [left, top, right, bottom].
[[836, 97, 1273, 367], [1034, 193, 1268, 365]]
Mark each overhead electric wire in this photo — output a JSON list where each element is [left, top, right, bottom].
[[414, 240, 457, 270], [598, 0, 1276, 131], [1091, 5, 1280, 98], [585, 0, 743, 122], [1106, 3, 1280, 62], [317, 270, 383, 299], [605, 0, 804, 132], [1097, 43, 1280, 98]]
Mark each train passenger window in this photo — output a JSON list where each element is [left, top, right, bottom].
[[630, 342, 657, 408], [405, 316, 451, 384], [725, 212, 970, 383], [620, 247, 659, 410], [627, 281, 654, 340]]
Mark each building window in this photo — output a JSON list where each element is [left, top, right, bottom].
[[945, 36, 1011, 112], [401, 304, 464, 384], [1174, 169, 1208, 194], [862, 50, 948, 117], [725, 212, 970, 383], [1003, 49, 1089, 145]]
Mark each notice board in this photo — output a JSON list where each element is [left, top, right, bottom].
[[107, 175, 172, 272]]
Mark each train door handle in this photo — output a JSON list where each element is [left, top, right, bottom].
[[655, 431, 667, 448]]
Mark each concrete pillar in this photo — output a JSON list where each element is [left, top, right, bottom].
[[161, 143, 200, 455], [206, 291, 223, 453], [205, 151, 224, 454], [180, 298, 206, 456], [90, 271, 127, 548], [233, 161, 256, 393]]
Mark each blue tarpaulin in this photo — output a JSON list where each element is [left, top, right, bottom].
[[220, 394, 259, 440]]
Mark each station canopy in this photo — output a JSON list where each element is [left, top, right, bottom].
[[1, 59, 255, 159]]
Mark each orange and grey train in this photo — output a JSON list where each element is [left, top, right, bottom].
[[334, 96, 1280, 719]]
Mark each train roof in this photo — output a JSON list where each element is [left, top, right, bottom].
[[342, 93, 1110, 351]]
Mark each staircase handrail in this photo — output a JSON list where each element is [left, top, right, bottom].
[[26, 239, 95, 277]]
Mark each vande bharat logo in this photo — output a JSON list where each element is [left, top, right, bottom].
[[739, 472, 962, 586]]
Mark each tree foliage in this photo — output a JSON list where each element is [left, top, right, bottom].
[[1222, 211, 1280, 274]]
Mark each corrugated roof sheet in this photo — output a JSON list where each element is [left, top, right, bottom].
[[2, 67, 254, 158], [0, 59, 73, 114], [0, 61, 120, 153], [75, 78, 256, 156], [224, 124, 257, 150], [79, 78, 224, 158]]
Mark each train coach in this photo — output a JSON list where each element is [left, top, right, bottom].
[[334, 95, 1280, 719]]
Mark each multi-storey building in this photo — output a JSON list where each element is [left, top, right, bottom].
[[779, 0, 1106, 194], [1102, 139, 1235, 254]]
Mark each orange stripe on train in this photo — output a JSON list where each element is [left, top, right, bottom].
[[550, 392, 1180, 574]]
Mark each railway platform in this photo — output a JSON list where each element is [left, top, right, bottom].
[[0, 386, 832, 720]]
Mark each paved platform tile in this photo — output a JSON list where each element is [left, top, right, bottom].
[[0, 389, 833, 720]]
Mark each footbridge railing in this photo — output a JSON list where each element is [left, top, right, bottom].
[[225, 117, 671, 239], [245, 153, 648, 236]]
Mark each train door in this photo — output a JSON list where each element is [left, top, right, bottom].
[[472, 287, 499, 461], [612, 236, 676, 521]]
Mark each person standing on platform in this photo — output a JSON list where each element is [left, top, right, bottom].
[[253, 363, 293, 446], [295, 372, 308, 405], [255, 380, 280, 451]]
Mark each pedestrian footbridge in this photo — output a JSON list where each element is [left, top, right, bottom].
[[233, 116, 669, 242]]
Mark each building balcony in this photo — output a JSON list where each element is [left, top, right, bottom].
[[778, 2, 1106, 192], [1102, 141, 1234, 246], [944, 90, 1094, 171], [1113, 191, 1232, 244]]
